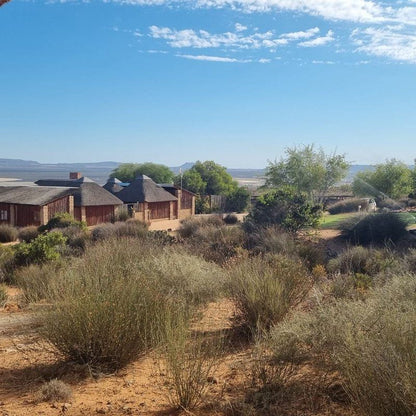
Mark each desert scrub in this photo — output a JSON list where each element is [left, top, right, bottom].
[[14, 261, 64, 302], [161, 312, 222, 410], [38, 212, 86, 232], [0, 245, 14, 283], [38, 238, 224, 372], [0, 224, 18, 243], [178, 216, 223, 239], [18, 226, 39, 243], [37, 379, 72, 402], [228, 254, 311, 333], [0, 284, 7, 306], [268, 274, 416, 416]]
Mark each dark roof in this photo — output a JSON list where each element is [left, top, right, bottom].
[[35, 177, 123, 207], [159, 184, 196, 196], [103, 178, 126, 195], [0, 186, 74, 206], [117, 175, 178, 203]]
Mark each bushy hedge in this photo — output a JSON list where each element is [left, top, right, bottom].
[[327, 198, 368, 214], [340, 212, 409, 245]]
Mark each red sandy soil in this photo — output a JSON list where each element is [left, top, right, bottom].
[[1, 285, 358, 416]]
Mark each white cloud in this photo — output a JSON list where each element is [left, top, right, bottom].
[[176, 54, 250, 62], [149, 25, 328, 50], [280, 27, 320, 40], [235, 22, 247, 31], [312, 59, 335, 64], [258, 58, 271, 63], [298, 29, 335, 47], [351, 26, 416, 62]]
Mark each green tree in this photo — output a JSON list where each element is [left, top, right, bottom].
[[176, 169, 206, 195], [225, 187, 250, 213], [352, 159, 413, 200], [265, 145, 349, 202], [246, 187, 322, 232], [111, 162, 174, 183]]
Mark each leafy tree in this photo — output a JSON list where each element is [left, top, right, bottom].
[[246, 187, 322, 232], [177, 169, 206, 195], [265, 145, 349, 202], [225, 187, 250, 213], [111, 162, 174, 184], [352, 159, 413, 200], [175, 161, 238, 195]]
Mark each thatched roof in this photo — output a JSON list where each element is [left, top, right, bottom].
[[35, 177, 123, 207], [0, 186, 74, 206], [103, 178, 124, 195], [117, 175, 178, 204]]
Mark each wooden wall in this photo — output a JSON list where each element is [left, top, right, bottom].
[[47, 196, 71, 221], [85, 205, 115, 226], [149, 202, 170, 220]]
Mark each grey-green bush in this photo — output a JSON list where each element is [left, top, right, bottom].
[[18, 226, 39, 243], [228, 254, 311, 333], [0, 224, 18, 243]]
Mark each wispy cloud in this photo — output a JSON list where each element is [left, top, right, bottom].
[[351, 26, 416, 62], [148, 25, 330, 50], [176, 54, 249, 62], [299, 30, 335, 47]]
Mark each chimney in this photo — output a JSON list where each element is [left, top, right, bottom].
[[70, 172, 82, 180]]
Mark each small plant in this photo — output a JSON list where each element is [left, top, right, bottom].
[[0, 245, 14, 283], [0, 224, 18, 243], [37, 379, 72, 402], [18, 226, 39, 243], [113, 207, 130, 222]]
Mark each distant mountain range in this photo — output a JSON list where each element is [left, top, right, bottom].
[[0, 158, 374, 185]]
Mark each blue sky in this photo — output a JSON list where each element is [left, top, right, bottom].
[[1, 0, 415, 168]]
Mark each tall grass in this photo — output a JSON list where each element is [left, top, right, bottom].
[[228, 254, 311, 333], [0, 224, 18, 243]]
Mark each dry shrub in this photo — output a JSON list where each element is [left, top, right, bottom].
[[37, 379, 72, 402], [14, 261, 64, 302], [327, 198, 368, 214], [0, 284, 7, 306], [0, 245, 14, 283], [18, 226, 39, 243], [0, 224, 18, 243], [161, 313, 222, 410], [91, 221, 148, 241], [327, 246, 399, 277], [178, 216, 223, 239], [228, 254, 311, 333], [268, 274, 416, 416], [38, 238, 225, 372]]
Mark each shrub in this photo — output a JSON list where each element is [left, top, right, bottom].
[[223, 213, 239, 225], [18, 226, 39, 243], [37, 379, 72, 402], [113, 207, 130, 222], [91, 223, 115, 241], [0, 245, 14, 283], [91, 221, 148, 241], [341, 212, 409, 246], [247, 187, 322, 233], [178, 216, 223, 239], [225, 187, 250, 213], [14, 262, 64, 302], [268, 274, 416, 416], [14, 232, 67, 267], [327, 246, 399, 277], [0, 225, 18, 243], [38, 238, 224, 372], [58, 225, 90, 252], [161, 313, 222, 410], [39, 212, 86, 232], [0, 284, 7, 306], [327, 198, 369, 214], [228, 254, 311, 333]]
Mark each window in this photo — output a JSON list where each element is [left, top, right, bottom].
[[0, 210, 8, 221]]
